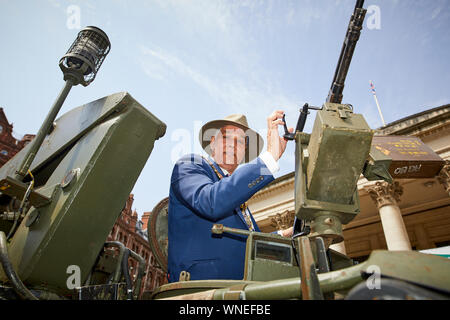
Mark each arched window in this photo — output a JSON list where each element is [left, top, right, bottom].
[[0, 150, 8, 156]]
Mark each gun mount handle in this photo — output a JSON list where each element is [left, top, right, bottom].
[[282, 113, 296, 141], [283, 104, 322, 141], [211, 224, 253, 236]]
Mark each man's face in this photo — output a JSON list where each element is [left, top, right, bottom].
[[210, 125, 246, 166]]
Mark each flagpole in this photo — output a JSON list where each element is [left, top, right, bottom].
[[370, 80, 386, 126]]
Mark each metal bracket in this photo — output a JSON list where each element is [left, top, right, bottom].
[[0, 176, 51, 208], [223, 284, 247, 300], [297, 236, 324, 300]]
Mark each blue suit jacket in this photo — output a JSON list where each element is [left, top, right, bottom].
[[167, 153, 275, 282]]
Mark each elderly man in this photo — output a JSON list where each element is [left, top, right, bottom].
[[167, 111, 293, 282]]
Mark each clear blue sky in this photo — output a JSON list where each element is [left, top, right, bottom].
[[1, 0, 449, 218]]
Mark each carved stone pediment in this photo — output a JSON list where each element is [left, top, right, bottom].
[[270, 210, 295, 230]]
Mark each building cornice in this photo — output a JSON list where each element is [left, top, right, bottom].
[[343, 197, 450, 231], [250, 172, 294, 200], [375, 104, 449, 136]]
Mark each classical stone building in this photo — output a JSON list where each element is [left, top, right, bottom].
[[249, 104, 450, 262], [106, 194, 167, 297], [0, 108, 35, 167]]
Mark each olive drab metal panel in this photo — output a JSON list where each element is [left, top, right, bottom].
[[0, 92, 166, 295], [306, 103, 373, 205]]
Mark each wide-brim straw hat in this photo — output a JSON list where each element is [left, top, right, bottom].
[[199, 114, 264, 163]]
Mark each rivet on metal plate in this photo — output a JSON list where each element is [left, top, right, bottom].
[[61, 168, 80, 188]]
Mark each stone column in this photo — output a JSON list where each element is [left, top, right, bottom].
[[366, 181, 411, 251], [437, 163, 450, 196]]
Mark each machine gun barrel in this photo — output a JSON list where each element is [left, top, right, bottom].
[[326, 0, 366, 104]]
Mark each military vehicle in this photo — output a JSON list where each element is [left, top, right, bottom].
[[0, 26, 166, 300], [147, 0, 450, 301], [0, 1, 449, 301]]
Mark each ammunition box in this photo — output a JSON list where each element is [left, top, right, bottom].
[[372, 136, 445, 179]]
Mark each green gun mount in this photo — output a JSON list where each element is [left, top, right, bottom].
[[151, 224, 354, 300], [148, 0, 450, 301], [212, 224, 353, 282], [151, 223, 450, 300], [0, 92, 166, 298], [292, 0, 374, 247], [294, 102, 373, 247]]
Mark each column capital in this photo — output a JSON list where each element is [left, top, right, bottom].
[[366, 181, 403, 209], [437, 162, 450, 195], [270, 210, 295, 230]]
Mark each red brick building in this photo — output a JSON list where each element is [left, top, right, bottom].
[[0, 108, 35, 167], [106, 194, 167, 297]]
